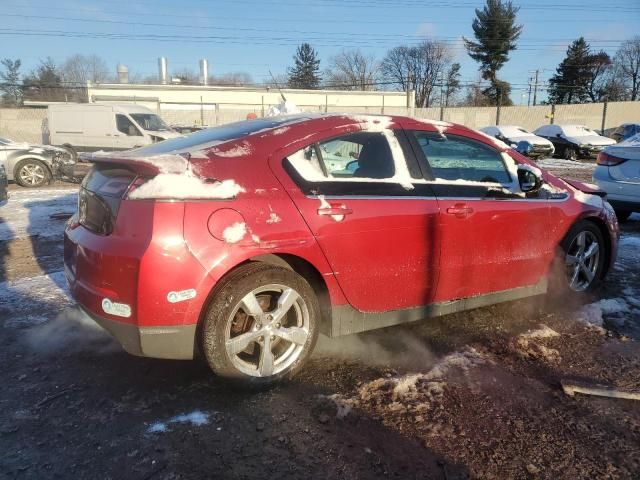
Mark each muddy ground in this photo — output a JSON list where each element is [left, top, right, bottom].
[[1, 164, 639, 480]]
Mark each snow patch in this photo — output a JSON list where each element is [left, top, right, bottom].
[[128, 173, 244, 200], [222, 222, 246, 243], [267, 101, 301, 117], [147, 410, 210, 434], [266, 212, 281, 224], [520, 325, 560, 339], [211, 141, 252, 158], [272, 126, 291, 135]]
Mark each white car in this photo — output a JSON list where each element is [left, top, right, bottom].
[[593, 133, 640, 222], [534, 124, 616, 160], [480, 125, 555, 158]]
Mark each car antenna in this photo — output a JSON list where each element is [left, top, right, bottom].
[[269, 70, 287, 103]]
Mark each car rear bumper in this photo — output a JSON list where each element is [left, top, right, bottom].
[[81, 306, 196, 359]]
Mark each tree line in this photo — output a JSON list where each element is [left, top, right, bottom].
[[1, 0, 639, 107]]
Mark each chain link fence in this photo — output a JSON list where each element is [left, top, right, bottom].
[[1, 101, 638, 145]]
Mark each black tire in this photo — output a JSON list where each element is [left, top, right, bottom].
[[614, 210, 632, 223], [62, 144, 78, 161], [201, 262, 320, 386], [14, 159, 51, 188], [564, 146, 577, 161], [558, 220, 607, 294]]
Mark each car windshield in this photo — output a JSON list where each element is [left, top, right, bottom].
[[500, 126, 533, 137], [562, 125, 596, 137], [129, 114, 170, 132]]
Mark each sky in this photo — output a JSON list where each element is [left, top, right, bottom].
[[3, 0, 640, 104]]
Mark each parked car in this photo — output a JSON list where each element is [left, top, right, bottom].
[[45, 104, 181, 156], [0, 136, 76, 187], [0, 164, 8, 204], [171, 124, 207, 135], [480, 125, 555, 158], [533, 124, 616, 160], [64, 114, 618, 385], [593, 133, 640, 222], [609, 123, 640, 143]]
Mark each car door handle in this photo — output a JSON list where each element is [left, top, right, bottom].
[[317, 206, 353, 216], [446, 204, 474, 218]]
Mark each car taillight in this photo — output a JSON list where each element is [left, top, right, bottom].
[[124, 177, 149, 198], [597, 152, 627, 166]]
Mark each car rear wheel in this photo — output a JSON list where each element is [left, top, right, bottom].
[[561, 221, 606, 293], [14, 159, 51, 188], [614, 210, 631, 223], [201, 262, 319, 386]]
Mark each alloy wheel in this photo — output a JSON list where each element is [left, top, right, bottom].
[[225, 284, 310, 377], [19, 163, 46, 186], [565, 230, 600, 292]]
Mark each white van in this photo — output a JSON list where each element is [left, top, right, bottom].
[[45, 104, 181, 154]]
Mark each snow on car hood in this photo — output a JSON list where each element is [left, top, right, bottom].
[[604, 132, 640, 160], [506, 134, 553, 147], [564, 135, 616, 147], [152, 130, 182, 140]]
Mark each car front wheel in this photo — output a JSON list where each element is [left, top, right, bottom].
[[561, 221, 606, 293], [14, 159, 51, 188], [201, 262, 319, 386], [564, 147, 577, 161]]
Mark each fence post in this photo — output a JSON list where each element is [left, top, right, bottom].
[[325, 94, 328, 113], [200, 96, 204, 126], [601, 101, 608, 135], [261, 96, 265, 117], [381, 95, 385, 115], [550, 104, 556, 124], [496, 91, 502, 125]]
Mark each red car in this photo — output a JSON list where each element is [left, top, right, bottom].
[[64, 114, 619, 384]]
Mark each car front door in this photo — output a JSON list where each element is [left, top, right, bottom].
[[114, 114, 146, 150], [271, 129, 441, 313], [406, 129, 553, 302]]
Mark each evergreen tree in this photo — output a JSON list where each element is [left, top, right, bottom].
[[23, 58, 65, 101], [0, 58, 22, 105], [288, 43, 321, 89], [463, 0, 522, 106], [547, 38, 593, 104]]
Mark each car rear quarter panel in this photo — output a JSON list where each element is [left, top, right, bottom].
[[182, 154, 349, 318]]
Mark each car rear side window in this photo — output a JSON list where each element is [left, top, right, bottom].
[[411, 131, 512, 184], [287, 131, 396, 181]]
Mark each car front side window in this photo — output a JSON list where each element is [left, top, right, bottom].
[[412, 132, 512, 184]]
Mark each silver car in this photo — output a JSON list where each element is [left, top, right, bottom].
[[593, 133, 640, 222], [0, 137, 75, 188]]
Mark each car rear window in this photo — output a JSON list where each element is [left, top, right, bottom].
[[128, 116, 309, 157]]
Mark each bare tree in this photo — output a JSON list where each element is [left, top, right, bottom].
[[586, 51, 613, 102], [172, 68, 198, 84], [324, 49, 380, 90], [381, 40, 454, 107], [60, 54, 110, 101], [615, 36, 640, 101]]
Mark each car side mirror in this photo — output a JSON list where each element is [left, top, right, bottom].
[[556, 133, 562, 138], [517, 165, 543, 193], [128, 125, 139, 136]]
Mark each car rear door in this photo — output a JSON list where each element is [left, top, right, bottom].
[[271, 128, 441, 313], [406, 129, 553, 302]]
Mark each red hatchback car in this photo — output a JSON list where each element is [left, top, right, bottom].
[[64, 114, 618, 384]]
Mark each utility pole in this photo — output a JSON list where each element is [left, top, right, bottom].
[[527, 76, 533, 107], [438, 73, 445, 121], [532, 69, 540, 106]]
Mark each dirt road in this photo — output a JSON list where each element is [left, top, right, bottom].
[[1, 177, 639, 479]]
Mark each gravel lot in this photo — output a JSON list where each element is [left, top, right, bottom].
[[1, 162, 639, 480]]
